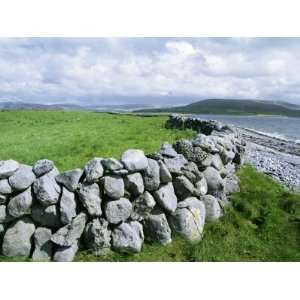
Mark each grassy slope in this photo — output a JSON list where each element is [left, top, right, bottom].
[[0, 111, 299, 261], [0, 110, 194, 171]]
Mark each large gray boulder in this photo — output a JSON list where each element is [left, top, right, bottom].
[[203, 167, 224, 193], [32, 204, 61, 228], [158, 161, 172, 183], [51, 212, 87, 247], [7, 187, 32, 218], [78, 183, 102, 217], [102, 158, 123, 171], [0, 160, 19, 179], [121, 149, 148, 172], [163, 154, 187, 176], [104, 198, 132, 224], [102, 175, 124, 199], [2, 217, 35, 257], [33, 159, 54, 177], [169, 198, 206, 243], [112, 221, 144, 253], [194, 177, 208, 196], [143, 208, 172, 245], [131, 191, 156, 221], [0, 179, 13, 195], [143, 158, 160, 191], [60, 187, 77, 224], [53, 241, 79, 262], [201, 195, 222, 221], [84, 158, 104, 183], [55, 168, 83, 192], [33, 168, 61, 206], [173, 175, 194, 200], [124, 172, 144, 196], [154, 183, 177, 214], [8, 164, 36, 191], [84, 218, 111, 256], [32, 227, 53, 261]]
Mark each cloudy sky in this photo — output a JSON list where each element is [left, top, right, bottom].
[[0, 37, 300, 106]]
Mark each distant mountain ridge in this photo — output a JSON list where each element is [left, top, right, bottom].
[[136, 99, 300, 117]]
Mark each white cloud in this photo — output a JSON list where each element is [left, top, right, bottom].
[[0, 38, 300, 105]]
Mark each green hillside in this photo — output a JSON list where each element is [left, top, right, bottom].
[[137, 99, 300, 117]]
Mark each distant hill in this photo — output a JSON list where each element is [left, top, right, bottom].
[[136, 99, 300, 117]]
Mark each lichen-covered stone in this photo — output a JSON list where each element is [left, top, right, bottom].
[[8, 164, 36, 191], [121, 149, 148, 172], [33, 159, 55, 177], [143, 207, 171, 245], [143, 158, 160, 191], [112, 221, 144, 253], [55, 169, 83, 192], [84, 158, 104, 183], [124, 172, 144, 196], [78, 183, 102, 217], [153, 182, 177, 214], [131, 191, 156, 221], [104, 198, 132, 224], [7, 187, 32, 218]]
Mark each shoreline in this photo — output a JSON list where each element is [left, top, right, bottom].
[[238, 128, 300, 191]]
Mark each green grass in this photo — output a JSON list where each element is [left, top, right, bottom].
[[75, 166, 300, 262], [0, 110, 299, 261], [0, 110, 194, 171]]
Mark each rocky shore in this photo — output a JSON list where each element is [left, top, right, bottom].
[[240, 128, 300, 191]]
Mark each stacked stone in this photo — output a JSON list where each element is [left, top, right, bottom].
[[0, 116, 245, 261]]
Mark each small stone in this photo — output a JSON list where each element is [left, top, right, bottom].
[[0, 179, 13, 194], [112, 221, 144, 253], [143, 207, 172, 245], [2, 217, 35, 257], [78, 183, 102, 217], [55, 168, 83, 192], [7, 187, 32, 218], [121, 149, 148, 172], [124, 172, 144, 196], [201, 195, 222, 221], [194, 177, 208, 196], [104, 198, 132, 224], [84, 158, 104, 182], [160, 143, 178, 157], [0, 160, 19, 179], [53, 241, 79, 262], [153, 182, 177, 214], [32, 227, 53, 262], [51, 212, 87, 247], [163, 155, 187, 176], [8, 164, 36, 191], [32, 204, 61, 228], [203, 167, 224, 193], [33, 168, 61, 206], [33, 159, 55, 177], [143, 158, 160, 191], [102, 175, 124, 199], [102, 158, 123, 171], [60, 187, 77, 224], [173, 176, 195, 200], [84, 218, 111, 256], [159, 160, 172, 183], [131, 191, 156, 221]]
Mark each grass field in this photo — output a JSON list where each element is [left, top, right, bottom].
[[0, 110, 194, 170], [0, 110, 299, 262]]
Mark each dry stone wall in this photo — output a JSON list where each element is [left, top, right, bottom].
[[0, 115, 245, 261]]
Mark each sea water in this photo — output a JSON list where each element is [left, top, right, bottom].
[[193, 114, 300, 144]]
